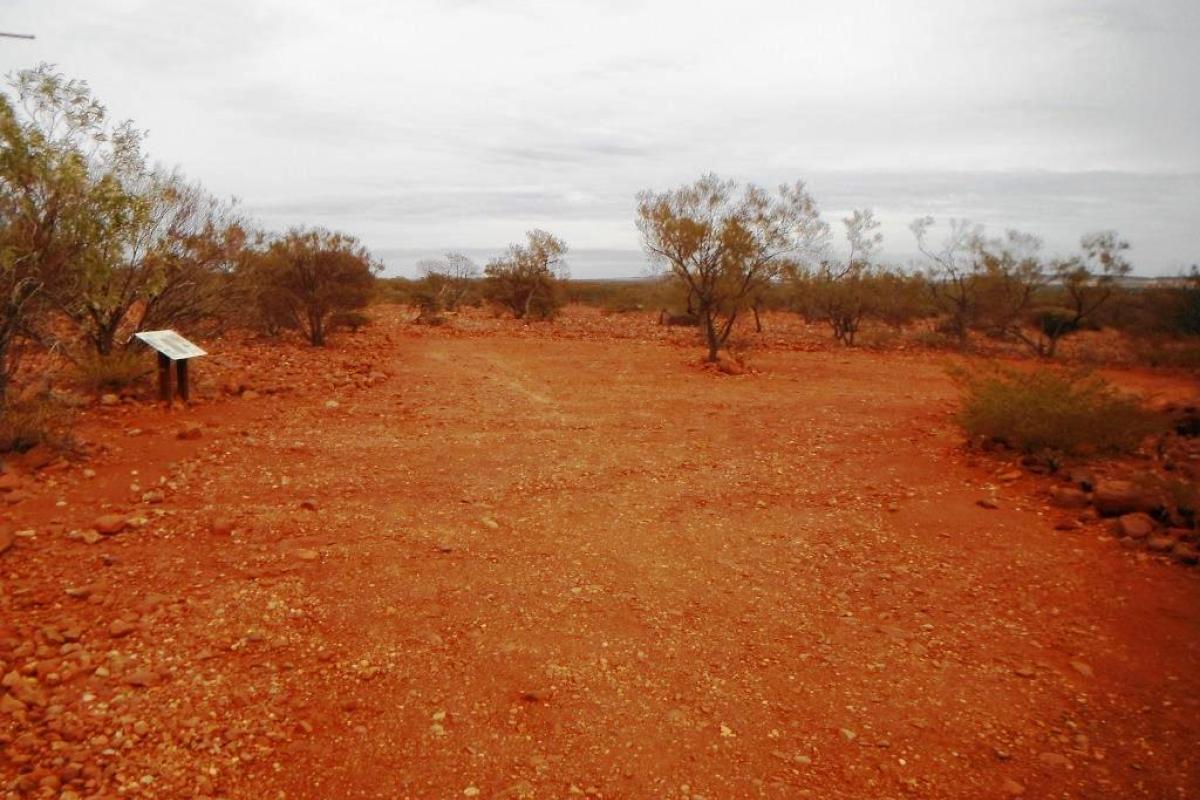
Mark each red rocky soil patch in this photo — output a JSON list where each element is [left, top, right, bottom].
[[1, 307, 1198, 799]]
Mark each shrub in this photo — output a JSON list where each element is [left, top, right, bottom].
[[330, 310, 370, 333], [0, 395, 74, 454], [951, 363, 1163, 457], [483, 230, 568, 320], [75, 350, 150, 393]]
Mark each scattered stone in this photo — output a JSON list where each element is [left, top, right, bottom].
[[296, 549, 319, 561], [839, 728, 857, 742], [1069, 660, 1094, 678], [141, 489, 165, 504], [300, 498, 318, 511], [177, 422, 204, 441], [93, 514, 128, 536], [0, 692, 24, 714], [124, 668, 158, 687], [1013, 665, 1036, 678], [109, 619, 136, 638], [1048, 486, 1089, 509], [211, 517, 235, 536], [977, 497, 1000, 510], [324, 399, 340, 409], [1171, 543, 1199, 566], [242, 389, 260, 400], [480, 516, 500, 530], [0, 528, 12, 555], [1116, 512, 1155, 540], [1002, 778, 1026, 796], [997, 470, 1023, 482], [1093, 480, 1157, 517], [1147, 534, 1175, 553], [100, 393, 120, 406], [0, 472, 21, 492], [81, 530, 103, 545]]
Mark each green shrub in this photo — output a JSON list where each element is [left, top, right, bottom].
[[76, 350, 150, 393], [950, 363, 1163, 456]]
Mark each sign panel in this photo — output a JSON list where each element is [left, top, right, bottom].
[[134, 330, 207, 361]]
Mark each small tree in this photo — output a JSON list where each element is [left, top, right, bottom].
[[804, 209, 883, 346], [910, 216, 985, 340], [255, 228, 380, 345], [1025, 231, 1131, 357], [0, 65, 122, 404], [483, 230, 567, 320], [415, 251, 479, 313], [637, 174, 826, 362]]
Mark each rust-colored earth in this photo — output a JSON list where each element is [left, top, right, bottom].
[[2, 307, 1198, 799]]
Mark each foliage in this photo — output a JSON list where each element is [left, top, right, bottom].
[[0, 393, 74, 454], [951, 362, 1163, 457], [415, 252, 480, 313], [483, 230, 568, 320], [75, 349, 149, 392], [248, 228, 380, 345], [330, 310, 371, 332], [637, 173, 826, 361]]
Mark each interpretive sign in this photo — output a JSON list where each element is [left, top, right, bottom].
[[134, 330, 207, 361], [133, 330, 207, 403]]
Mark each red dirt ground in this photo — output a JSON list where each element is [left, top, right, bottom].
[[2, 307, 1198, 799]]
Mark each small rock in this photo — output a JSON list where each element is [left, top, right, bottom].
[[1116, 512, 1155, 539], [100, 393, 120, 406], [1013, 665, 1036, 678], [977, 497, 1000, 510], [839, 728, 857, 742], [324, 399, 340, 409], [81, 530, 103, 545], [93, 514, 128, 536], [996, 470, 1023, 482], [0, 472, 21, 492], [124, 669, 158, 687], [141, 489, 165, 505], [1048, 486, 1089, 509], [1069, 660, 1094, 678], [1002, 778, 1026, 796], [176, 423, 204, 441], [296, 549, 319, 561], [210, 517, 235, 536], [300, 498, 318, 511], [109, 620, 136, 638], [0, 528, 13, 555], [1053, 518, 1080, 531], [1093, 480, 1157, 517], [1147, 534, 1175, 553], [480, 516, 500, 530], [1171, 543, 1199, 566]]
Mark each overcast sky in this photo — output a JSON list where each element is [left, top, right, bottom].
[[1, 0, 1197, 276]]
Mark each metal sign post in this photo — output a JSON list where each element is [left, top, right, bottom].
[[134, 330, 207, 404]]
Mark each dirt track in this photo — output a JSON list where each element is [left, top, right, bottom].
[[2, 312, 1199, 799]]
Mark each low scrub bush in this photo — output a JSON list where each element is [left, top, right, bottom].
[[75, 351, 150, 393], [951, 363, 1163, 457], [330, 310, 371, 332], [0, 396, 75, 454]]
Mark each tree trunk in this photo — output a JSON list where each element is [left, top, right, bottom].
[[702, 308, 720, 362], [753, 301, 763, 333]]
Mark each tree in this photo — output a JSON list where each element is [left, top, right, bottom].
[[61, 169, 246, 355], [803, 209, 883, 346], [253, 228, 380, 345], [415, 251, 479, 314], [911, 217, 1046, 346], [0, 64, 123, 404], [1025, 231, 1131, 357], [637, 174, 826, 362], [483, 230, 567, 320]]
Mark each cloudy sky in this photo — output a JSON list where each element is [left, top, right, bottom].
[[1, 0, 1197, 276]]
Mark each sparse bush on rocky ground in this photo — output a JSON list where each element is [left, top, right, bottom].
[[74, 350, 149, 392], [0, 392, 74, 454], [952, 362, 1164, 457], [330, 310, 371, 333], [483, 230, 568, 320]]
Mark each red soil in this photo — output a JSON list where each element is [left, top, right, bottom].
[[1, 307, 1198, 799]]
